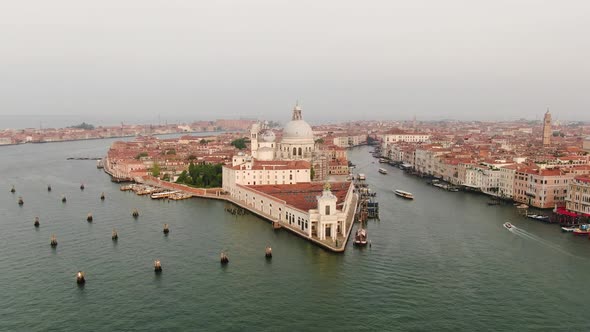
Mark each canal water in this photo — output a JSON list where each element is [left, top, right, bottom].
[[1, 141, 589, 331]]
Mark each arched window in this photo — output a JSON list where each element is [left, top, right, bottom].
[[293, 147, 297, 155], [325, 205, 330, 215], [298, 147, 302, 156]]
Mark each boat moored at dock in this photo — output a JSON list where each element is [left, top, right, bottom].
[[573, 224, 590, 236], [353, 228, 368, 246], [378, 168, 388, 174], [394, 189, 414, 199], [151, 191, 179, 199]]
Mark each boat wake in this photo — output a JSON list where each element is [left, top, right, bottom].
[[509, 224, 579, 258]]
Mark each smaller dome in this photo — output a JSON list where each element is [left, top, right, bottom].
[[261, 131, 276, 142]]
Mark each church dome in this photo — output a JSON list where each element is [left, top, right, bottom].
[[281, 104, 314, 142], [261, 130, 276, 142], [283, 120, 314, 140]]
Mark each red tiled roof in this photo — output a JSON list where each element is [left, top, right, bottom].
[[250, 182, 352, 211]]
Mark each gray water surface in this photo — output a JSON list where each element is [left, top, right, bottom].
[[1, 142, 589, 331]]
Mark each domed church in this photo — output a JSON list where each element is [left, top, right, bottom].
[[250, 104, 315, 162]]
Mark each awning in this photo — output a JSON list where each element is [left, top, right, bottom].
[[555, 207, 578, 217]]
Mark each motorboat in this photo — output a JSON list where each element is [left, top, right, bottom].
[[394, 189, 414, 199], [378, 168, 388, 174], [354, 228, 368, 246], [561, 226, 575, 232], [573, 224, 590, 236], [503, 222, 513, 230]]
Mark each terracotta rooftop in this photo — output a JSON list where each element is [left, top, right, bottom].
[[249, 182, 352, 211], [575, 175, 590, 183]]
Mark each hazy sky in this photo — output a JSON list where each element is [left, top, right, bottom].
[[1, 0, 589, 127]]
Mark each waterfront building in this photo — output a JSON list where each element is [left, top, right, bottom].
[[542, 110, 552, 146], [513, 167, 573, 209], [498, 164, 517, 199], [222, 157, 311, 197], [565, 175, 590, 215], [332, 134, 367, 148], [381, 131, 430, 144], [230, 182, 356, 243]]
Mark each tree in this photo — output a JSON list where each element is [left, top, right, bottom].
[[231, 138, 247, 150], [151, 162, 161, 177], [315, 138, 324, 144], [166, 149, 176, 155], [136, 152, 148, 160], [176, 162, 223, 188], [199, 139, 208, 145], [310, 166, 315, 180]]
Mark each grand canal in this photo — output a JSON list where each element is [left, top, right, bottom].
[[1, 140, 590, 331]]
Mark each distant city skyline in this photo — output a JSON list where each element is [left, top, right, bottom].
[[2, 1, 589, 126]]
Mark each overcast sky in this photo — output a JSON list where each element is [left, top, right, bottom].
[[1, 0, 589, 128]]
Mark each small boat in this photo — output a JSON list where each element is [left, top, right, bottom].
[[132, 209, 139, 218], [47, 185, 52, 192], [378, 158, 388, 163], [18, 196, 24, 205], [447, 187, 459, 192], [112, 229, 118, 240], [503, 222, 513, 230], [535, 215, 550, 222], [163, 224, 169, 234], [354, 228, 368, 246], [561, 226, 575, 232], [100, 192, 105, 200], [394, 189, 414, 199], [34, 217, 40, 227], [151, 191, 179, 199], [573, 224, 590, 236], [265, 246, 272, 258], [10, 186, 15, 193], [62, 195, 67, 203], [357, 173, 366, 181], [154, 260, 162, 272], [87, 213, 93, 222], [526, 214, 539, 219], [487, 201, 500, 206], [80, 184, 85, 190], [378, 168, 388, 174]]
